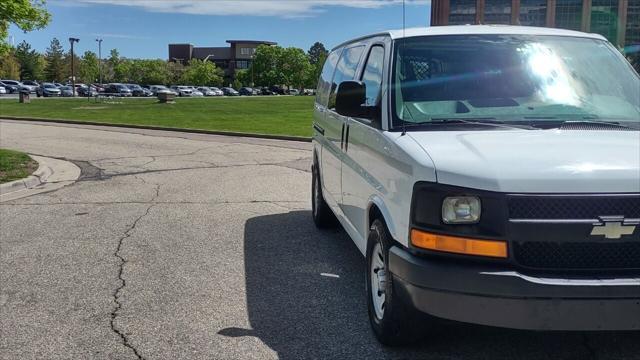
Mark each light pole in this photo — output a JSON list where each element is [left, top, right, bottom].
[[251, 54, 254, 87], [96, 38, 103, 85], [69, 37, 79, 96]]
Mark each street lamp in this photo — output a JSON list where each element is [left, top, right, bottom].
[[69, 37, 80, 96], [251, 54, 255, 87], [96, 38, 103, 85], [203, 54, 214, 62]]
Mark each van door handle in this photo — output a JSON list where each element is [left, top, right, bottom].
[[340, 122, 346, 149], [344, 124, 350, 152]]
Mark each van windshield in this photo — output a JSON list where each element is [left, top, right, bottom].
[[392, 35, 640, 129]]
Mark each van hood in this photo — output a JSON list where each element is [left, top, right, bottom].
[[408, 129, 640, 193]]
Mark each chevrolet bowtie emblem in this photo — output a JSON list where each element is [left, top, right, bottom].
[[591, 216, 638, 239]]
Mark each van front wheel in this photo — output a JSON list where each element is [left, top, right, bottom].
[[311, 162, 336, 228], [366, 219, 424, 346]]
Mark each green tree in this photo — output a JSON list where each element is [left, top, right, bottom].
[[44, 37, 65, 82], [235, 69, 251, 87], [0, 0, 50, 55], [14, 40, 41, 80], [167, 61, 185, 85], [180, 59, 223, 86], [280, 47, 312, 90], [79, 50, 99, 83], [250, 44, 285, 86], [0, 49, 20, 79], [307, 42, 328, 65], [113, 59, 132, 82], [130, 59, 170, 85], [305, 50, 326, 88], [104, 48, 120, 82]]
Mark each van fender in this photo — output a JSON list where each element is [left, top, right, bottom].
[[367, 195, 398, 242]]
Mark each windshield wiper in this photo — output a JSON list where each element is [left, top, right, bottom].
[[426, 118, 537, 130], [530, 119, 639, 130]]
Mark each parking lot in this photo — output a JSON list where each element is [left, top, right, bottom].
[[1, 120, 640, 360]]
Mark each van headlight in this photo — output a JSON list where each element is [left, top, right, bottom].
[[442, 196, 481, 224]]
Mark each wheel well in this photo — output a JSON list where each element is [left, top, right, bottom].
[[368, 204, 383, 227]]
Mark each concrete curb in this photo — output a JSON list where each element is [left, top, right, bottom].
[[0, 154, 81, 202], [0, 116, 312, 143], [0, 161, 52, 194]]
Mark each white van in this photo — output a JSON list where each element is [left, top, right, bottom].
[[311, 25, 640, 345]]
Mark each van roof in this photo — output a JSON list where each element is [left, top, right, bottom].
[[332, 25, 606, 50]]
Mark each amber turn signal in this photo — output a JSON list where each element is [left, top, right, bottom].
[[410, 229, 508, 258]]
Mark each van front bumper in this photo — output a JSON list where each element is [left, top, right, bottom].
[[389, 246, 640, 331]]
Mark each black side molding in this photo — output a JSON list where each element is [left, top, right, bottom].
[[313, 123, 325, 135]]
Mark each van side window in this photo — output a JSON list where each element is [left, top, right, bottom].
[[361, 45, 385, 106], [316, 49, 341, 107], [328, 45, 365, 110]]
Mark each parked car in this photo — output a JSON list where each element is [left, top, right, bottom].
[[36, 83, 61, 97], [125, 84, 149, 97], [0, 80, 24, 94], [53, 82, 63, 88], [239, 87, 254, 96], [77, 85, 99, 97], [221, 87, 239, 96], [188, 87, 204, 96], [104, 83, 133, 97], [92, 83, 106, 93], [59, 86, 74, 97], [302, 88, 316, 96], [269, 85, 285, 95], [288, 88, 300, 96], [149, 85, 176, 96], [21, 80, 39, 93], [0, 86, 6, 95], [209, 87, 224, 96], [311, 26, 640, 345], [170, 85, 193, 97], [197, 87, 215, 96], [259, 87, 274, 95]]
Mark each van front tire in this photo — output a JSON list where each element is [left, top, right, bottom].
[[311, 162, 336, 229], [367, 219, 424, 346]]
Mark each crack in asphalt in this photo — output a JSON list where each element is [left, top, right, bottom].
[[78, 162, 310, 181], [109, 182, 160, 360], [1, 200, 306, 207]]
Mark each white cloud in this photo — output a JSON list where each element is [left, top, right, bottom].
[[67, 0, 429, 18]]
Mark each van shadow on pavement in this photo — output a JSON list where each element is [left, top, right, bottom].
[[219, 210, 640, 360]]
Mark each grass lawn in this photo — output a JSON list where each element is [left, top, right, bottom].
[[0, 149, 38, 184], [0, 96, 315, 138]]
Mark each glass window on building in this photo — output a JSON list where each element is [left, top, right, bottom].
[[627, 0, 640, 45], [591, 0, 618, 43], [485, 0, 512, 23], [240, 48, 255, 55], [555, 0, 583, 30], [449, 0, 477, 24], [519, 0, 547, 26], [236, 60, 249, 69]]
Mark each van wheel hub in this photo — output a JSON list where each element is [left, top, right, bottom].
[[370, 242, 386, 320]]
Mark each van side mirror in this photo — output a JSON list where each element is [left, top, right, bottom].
[[335, 81, 367, 118]]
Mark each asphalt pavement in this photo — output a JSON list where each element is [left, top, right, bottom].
[[1, 119, 639, 360]]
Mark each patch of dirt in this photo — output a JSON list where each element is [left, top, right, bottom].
[[72, 106, 108, 110]]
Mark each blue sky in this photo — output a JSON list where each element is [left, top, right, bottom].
[[8, 0, 431, 59]]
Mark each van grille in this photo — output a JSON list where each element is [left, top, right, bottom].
[[508, 196, 640, 220], [514, 241, 640, 271]]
